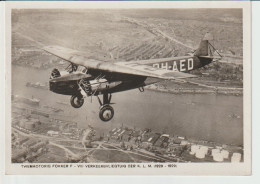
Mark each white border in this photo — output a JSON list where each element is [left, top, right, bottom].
[[0, 0, 5, 181], [4, 1, 251, 176]]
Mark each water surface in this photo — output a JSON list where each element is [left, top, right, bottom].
[[12, 65, 243, 145]]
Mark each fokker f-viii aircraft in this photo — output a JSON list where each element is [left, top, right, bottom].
[[44, 33, 220, 122]]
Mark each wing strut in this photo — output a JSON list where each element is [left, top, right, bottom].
[[139, 87, 145, 92]]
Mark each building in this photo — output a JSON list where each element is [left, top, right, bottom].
[[18, 118, 41, 131], [141, 132, 161, 150], [110, 128, 125, 141], [12, 148, 27, 163], [47, 130, 59, 137], [23, 139, 38, 148], [154, 134, 170, 148], [121, 129, 133, 142]]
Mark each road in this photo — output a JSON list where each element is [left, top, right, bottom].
[[14, 127, 177, 163], [123, 17, 194, 50]]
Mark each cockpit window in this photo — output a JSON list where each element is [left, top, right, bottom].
[[65, 64, 78, 73], [65, 64, 87, 73], [77, 66, 88, 73]]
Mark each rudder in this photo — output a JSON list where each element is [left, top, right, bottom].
[[194, 32, 213, 56]]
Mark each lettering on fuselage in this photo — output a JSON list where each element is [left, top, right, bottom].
[[152, 58, 194, 72]]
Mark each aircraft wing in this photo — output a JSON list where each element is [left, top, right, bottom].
[[43, 45, 196, 80]]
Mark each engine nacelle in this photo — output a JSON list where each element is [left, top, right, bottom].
[[50, 68, 61, 79], [90, 79, 122, 91], [89, 79, 109, 92], [81, 78, 121, 95]]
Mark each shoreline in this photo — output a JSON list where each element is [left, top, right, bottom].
[[13, 64, 243, 96], [145, 85, 243, 96]]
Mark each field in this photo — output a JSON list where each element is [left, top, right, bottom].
[[12, 9, 242, 60], [11, 9, 243, 89], [34, 145, 68, 163]]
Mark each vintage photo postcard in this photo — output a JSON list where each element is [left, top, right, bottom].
[[5, 1, 251, 175]]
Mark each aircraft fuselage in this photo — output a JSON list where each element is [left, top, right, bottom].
[[49, 55, 212, 96], [47, 34, 216, 121], [144, 55, 212, 72]]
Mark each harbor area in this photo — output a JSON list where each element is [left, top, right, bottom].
[[11, 95, 243, 163]]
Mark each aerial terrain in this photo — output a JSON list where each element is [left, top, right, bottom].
[[11, 9, 243, 163]]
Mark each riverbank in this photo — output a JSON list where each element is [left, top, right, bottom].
[[145, 82, 243, 96], [12, 65, 243, 145]]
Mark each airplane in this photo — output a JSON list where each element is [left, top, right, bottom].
[[43, 33, 221, 122]]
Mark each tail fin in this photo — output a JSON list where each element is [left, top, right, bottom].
[[194, 32, 213, 56]]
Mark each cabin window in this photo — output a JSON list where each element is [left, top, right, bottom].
[[77, 65, 88, 73]]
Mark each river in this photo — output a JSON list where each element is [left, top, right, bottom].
[[12, 65, 243, 145]]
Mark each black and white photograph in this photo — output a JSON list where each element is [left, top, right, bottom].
[[4, 1, 251, 175]]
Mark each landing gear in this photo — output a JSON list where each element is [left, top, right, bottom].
[[99, 105, 114, 122], [70, 95, 84, 108], [97, 93, 114, 122]]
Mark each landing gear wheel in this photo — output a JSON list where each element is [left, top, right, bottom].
[[99, 105, 114, 122], [70, 95, 84, 108]]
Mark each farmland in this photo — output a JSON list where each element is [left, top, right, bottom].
[[12, 9, 243, 90]]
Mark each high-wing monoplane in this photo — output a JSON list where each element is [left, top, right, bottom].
[[44, 33, 220, 122]]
